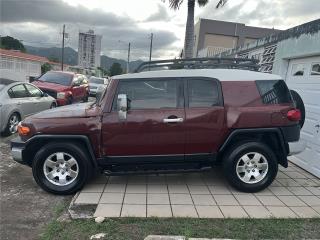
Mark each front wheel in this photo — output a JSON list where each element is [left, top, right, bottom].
[[32, 142, 92, 195], [82, 93, 89, 102], [223, 141, 278, 193]]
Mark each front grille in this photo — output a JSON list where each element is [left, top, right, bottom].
[[42, 89, 57, 98]]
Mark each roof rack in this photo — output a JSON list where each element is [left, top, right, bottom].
[[135, 57, 259, 73]]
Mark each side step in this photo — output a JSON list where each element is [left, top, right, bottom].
[[103, 166, 211, 176]]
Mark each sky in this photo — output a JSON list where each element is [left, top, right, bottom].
[[1, 0, 319, 61]]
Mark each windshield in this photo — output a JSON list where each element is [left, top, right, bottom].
[[38, 72, 73, 86], [89, 77, 105, 84]]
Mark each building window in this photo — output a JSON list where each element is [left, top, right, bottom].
[[311, 63, 320, 75], [292, 63, 305, 76]]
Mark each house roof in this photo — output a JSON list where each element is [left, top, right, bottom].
[[0, 48, 49, 62]]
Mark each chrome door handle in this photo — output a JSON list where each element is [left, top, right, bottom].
[[163, 118, 184, 123]]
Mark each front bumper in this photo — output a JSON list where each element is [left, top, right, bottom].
[[288, 140, 306, 156], [11, 137, 28, 165], [89, 89, 97, 95]]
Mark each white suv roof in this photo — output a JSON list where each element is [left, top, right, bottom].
[[114, 69, 281, 81]]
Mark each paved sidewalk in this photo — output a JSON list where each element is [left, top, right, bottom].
[[71, 162, 320, 218]]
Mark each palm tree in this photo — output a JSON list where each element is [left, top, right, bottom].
[[168, 0, 228, 58]]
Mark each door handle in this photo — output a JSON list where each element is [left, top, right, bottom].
[[163, 118, 184, 123]]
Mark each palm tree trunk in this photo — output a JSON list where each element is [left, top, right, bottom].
[[183, 0, 195, 59]]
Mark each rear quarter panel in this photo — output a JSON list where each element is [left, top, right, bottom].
[[221, 81, 295, 129]]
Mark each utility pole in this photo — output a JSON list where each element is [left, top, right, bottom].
[[148, 33, 153, 71], [127, 42, 131, 73], [61, 24, 65, 71]]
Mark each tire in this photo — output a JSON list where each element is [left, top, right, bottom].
[[223, 141, 278, 193], [290, 90, 305, 128], [67, 96, 73, 105], [3, 112, 21, 136], [32, 142, 92, 195], [50, 102, 56, 109], [83, 93, 89, 102]]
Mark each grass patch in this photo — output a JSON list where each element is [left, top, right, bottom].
[[41, 217, 320, 240]]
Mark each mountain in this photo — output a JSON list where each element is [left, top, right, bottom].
[[25, 46, 78, 65], [25, 45, 143, 72]]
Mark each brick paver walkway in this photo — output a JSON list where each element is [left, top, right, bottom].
[[72, 162, 320, 218]]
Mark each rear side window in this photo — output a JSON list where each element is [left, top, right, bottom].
[[188, 79, 221, 107], [117, 79, 178, 110], [256, 80, 292, 104]]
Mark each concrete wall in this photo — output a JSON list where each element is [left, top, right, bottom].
[[273, 31, 320, 79], [194, 18, 281, 57]]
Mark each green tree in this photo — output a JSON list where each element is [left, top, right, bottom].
[[97, 66, 108, 76], [41, 63, 52, 74], [167, 0, 227, 58], [0, 36, 26, 52], [109, 63, 123, 76]]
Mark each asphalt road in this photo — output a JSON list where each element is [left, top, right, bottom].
[[0, 134, 70, 240]]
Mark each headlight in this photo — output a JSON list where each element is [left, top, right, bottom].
[[57, 92, 66, 99]]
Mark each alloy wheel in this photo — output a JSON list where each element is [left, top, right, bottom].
[[236, 152, 269, 184], [9, 114, 19, 134], [43, 152, 79, 186]]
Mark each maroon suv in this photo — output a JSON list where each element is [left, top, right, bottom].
[[11, 65, 305, 195], [33, 71, 89, 106]]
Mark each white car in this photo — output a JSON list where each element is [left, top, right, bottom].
[[88, 77, 109, 96], [0, 78, 56, 135]]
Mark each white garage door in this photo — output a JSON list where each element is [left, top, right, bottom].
[[286, 56, 320, 178]]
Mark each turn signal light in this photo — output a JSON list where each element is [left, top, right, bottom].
[[287, 109, 301, 122], [18, 124, 30, 136]]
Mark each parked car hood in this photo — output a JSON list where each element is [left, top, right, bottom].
[[29, 102, 99, 119], [33, 80, 70, 92]]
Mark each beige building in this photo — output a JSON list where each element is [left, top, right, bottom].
[[194, 19, 281, 57], [78, 30, 102, 69]]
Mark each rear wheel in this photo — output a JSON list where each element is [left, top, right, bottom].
[[223, 141, 278, 192], [32, 142, 92, 195], [50, 102, 56, 109]]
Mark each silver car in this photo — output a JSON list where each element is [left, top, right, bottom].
[[88, 76, 109, 96], [0, 78, 56, 135]]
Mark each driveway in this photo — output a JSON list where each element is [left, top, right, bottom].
[[72, 163, 320, 219], [0, 135, 70, 240]]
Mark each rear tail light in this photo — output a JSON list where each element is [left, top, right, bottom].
[[287, 109, 301, 122]]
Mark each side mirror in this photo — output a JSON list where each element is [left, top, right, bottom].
[[41, 92, 48, 97], [117, 94, 127, 120]]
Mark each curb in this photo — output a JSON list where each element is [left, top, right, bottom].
[[68, 192, 96, 219]]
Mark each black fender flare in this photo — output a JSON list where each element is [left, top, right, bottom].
[[24, 135, 97, 168], [219, 128, 288, 167]]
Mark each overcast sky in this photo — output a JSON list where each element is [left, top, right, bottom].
[[1, 0, 319, 61]]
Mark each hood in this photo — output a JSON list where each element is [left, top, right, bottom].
[[29, 102, 98, 119], [33, 80, 70, 92]]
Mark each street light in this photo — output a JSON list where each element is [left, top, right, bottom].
[[118, 40, 131, 73]]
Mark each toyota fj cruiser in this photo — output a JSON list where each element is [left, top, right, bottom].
[[11, 58, 305, 195]]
